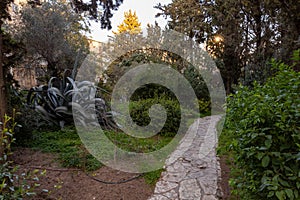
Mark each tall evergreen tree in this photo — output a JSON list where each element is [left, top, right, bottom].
[[156, 0, 300, 92], [155, 0, 206, 43]]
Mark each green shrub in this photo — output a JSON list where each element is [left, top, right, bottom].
[[15, 105, 59, 146], [222, 58, 300, 199], [198, 98, 211, 115], [129, 98, 196, 137], [0, 114, 42, 199]]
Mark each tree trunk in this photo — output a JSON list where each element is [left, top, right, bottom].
[[0, 26, 8, 124], [0, 23, 7, 162]]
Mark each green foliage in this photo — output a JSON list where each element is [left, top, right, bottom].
[[129, 98, 185, 137], [128, 96, 210, 137], [143, 169, 164, 186], [104, 130, 173, 153], [15, 105, 58, 145], [157, 0, 300, 92], [128, 95, 210, 138], [198, 99, 211, 115], [27, 127, 102, 171], [0, 114, 42, 199], [26, 126, 171, 181], [19, 0, 90, 77], [220, 58, 300, 199], [101, 45, 210, 102], [5, 88, 58, 145], [0, 23, 25, 119], [1, 29, 24, 71], [184, 64, 210, 101], [155, 0, 206, 43]]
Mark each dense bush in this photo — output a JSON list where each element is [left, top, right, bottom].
[[129, 98, 182, 137], [15, 105, 59, 145], [222, 57, 300, 199], [198, 99, 211, 114], [129, 97, 211, 137]]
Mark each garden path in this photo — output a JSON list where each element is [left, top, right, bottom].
[[148, 115, 223, 200]]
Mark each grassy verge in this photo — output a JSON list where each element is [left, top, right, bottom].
[[104, 130, 173, 153], [18, 126, 173, 185], [23, 127, 102, 171]]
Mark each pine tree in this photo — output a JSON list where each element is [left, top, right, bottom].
[[113, 10, 141, 34]]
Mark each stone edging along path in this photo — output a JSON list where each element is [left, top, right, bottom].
[[149, 115, 223, 200]]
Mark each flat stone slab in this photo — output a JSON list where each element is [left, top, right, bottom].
[[148, 115, 223, 200]]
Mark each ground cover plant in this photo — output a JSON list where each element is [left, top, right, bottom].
[[21, 125, 172, 184], [0, 114, 43, 199], [25, 127, 102, 171], [218, 52, 300, 199]]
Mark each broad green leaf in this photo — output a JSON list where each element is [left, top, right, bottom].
[[285, 189, 294, 199], [296, 182, 300, 189], [275, 190, 285, 200], [278, 177, 290, 187], [295, 190, 299, 199], [268, 191, 274, 198], [265, 139, 272, 148], [257, 152, 264, 160], [262, 155, 270, 167]]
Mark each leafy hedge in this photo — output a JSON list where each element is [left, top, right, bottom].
[[129, 98, 181, 137], [198, 99, 211, 114], [222, 58, 300, 199], [129, 98, 210, 137]]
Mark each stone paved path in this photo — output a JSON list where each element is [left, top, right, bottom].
[[148, 115, 223, 200]]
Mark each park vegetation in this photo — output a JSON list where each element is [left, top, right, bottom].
[[0, 0, 299, 199], [219, 52, 300, 199]]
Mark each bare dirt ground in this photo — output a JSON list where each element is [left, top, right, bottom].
[[12, 148, 154, 200], [12, 148, 231, 200], [219, 156, 231, 200]]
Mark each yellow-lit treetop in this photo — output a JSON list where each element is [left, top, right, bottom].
[[113, 10, 141, 34]]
